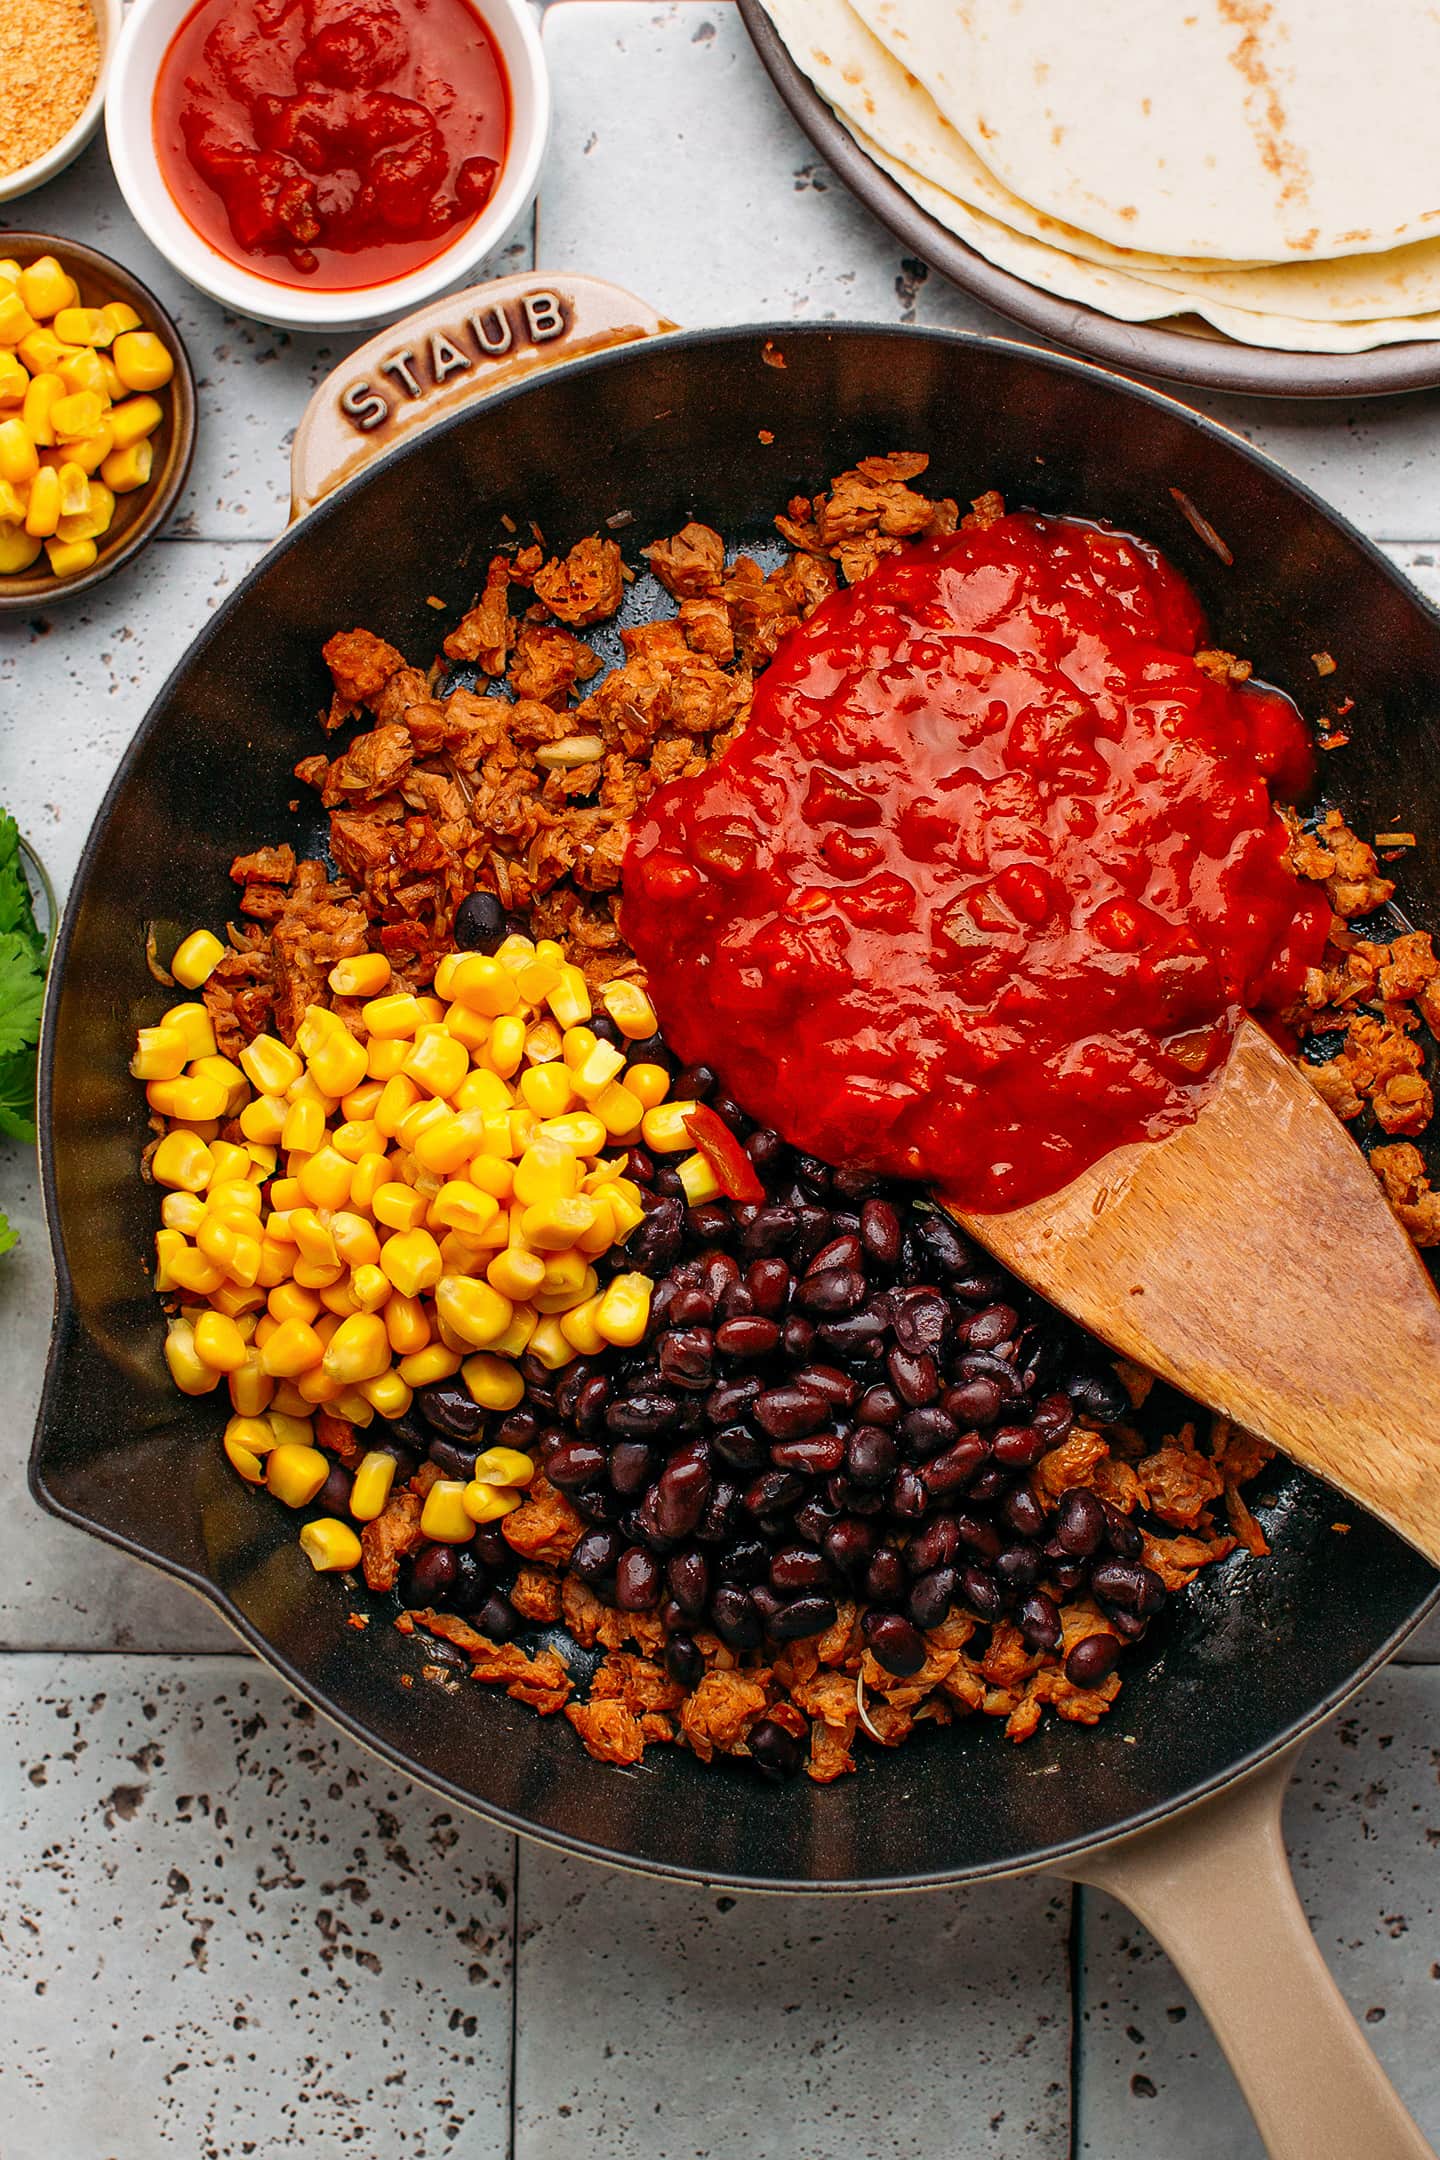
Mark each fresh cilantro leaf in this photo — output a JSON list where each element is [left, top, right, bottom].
[[0, 1208, 15, 1260], [0, 1040, 36, 1145], [0, 813, 40, 954], [0, 929, 44, 1061]]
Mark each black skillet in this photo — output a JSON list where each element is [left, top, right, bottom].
[[29, 275, 1440, 2159]]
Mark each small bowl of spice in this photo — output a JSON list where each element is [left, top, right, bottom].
[[105, 0, 549, 334], [0, 0, 119, 203]]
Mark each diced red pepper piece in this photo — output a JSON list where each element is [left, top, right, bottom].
[[682, 1104, 765, 1204]]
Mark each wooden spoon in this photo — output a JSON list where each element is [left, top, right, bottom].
[[953, 1018, 1440, 1567]]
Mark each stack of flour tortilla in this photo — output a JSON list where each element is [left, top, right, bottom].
[[759, 0, 1440, 352]]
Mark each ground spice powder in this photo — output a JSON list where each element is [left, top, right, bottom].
[[0, 0, 99, 179]]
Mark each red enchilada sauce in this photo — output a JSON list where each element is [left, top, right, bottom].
[[154, 0, 509, 290], [623, 512, 1329, 1213]]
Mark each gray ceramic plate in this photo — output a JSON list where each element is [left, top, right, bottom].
[[737, 0, 1440, 401]]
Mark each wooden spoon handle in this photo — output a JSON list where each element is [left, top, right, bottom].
[[956, 1019, 1440, 1565]]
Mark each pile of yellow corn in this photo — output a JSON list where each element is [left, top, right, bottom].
[[0, 253, 174, 580], [132, 926, 718, 1577]]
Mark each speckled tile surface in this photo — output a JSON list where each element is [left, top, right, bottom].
[[3, 4, 1440, 2154], [1076, 1666, 1440, 2157], [1, 1656, 517, 2159], [513, 1851, 1072, 2160]]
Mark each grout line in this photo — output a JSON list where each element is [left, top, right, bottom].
[[1067, 1882, 1085, 2160], [507, 1834, 523, 2160]]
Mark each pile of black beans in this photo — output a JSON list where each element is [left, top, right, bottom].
[[378, 1040, 1169, 1708]]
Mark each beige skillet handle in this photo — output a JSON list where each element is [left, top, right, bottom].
[[1049, 1743, 1435, 2160], [289, 273, 677, 521]]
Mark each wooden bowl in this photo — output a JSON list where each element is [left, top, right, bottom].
[[0, 233, 196, 614]]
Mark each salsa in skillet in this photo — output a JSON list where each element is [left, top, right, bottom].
[[623, 511, 1329, 1213], [154, 0, 509, 289]]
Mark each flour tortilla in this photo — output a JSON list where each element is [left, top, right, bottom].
[[847, 0, 1440, 265], [852, 127, 1440, 353], [756, 0, 1265, 275]]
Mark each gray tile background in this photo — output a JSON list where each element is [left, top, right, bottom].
[[1, 5, 1437, 2153]]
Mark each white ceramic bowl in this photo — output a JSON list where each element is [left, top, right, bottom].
[[0, 0, 122, 204], [104, 0, 550, 333]]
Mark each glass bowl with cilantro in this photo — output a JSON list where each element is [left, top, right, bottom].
[[0, 809, 50, 1257]]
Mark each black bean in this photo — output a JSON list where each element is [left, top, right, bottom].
[[908, 1565, 958, 1630], [887, 1346, 939, 1406], [771, 1431, 845, 1476], [665, 1634, 705, 1690], [687, 1203, 733, 1246], [766, 1594, 837, 1642], [716, 1535, 768, 1585], [547, 1438, 608, 1491], [654, 1454, 712, 1539], [992, 1424, 1045, 1468], [606, 1391, 681, 1440], [741, 1204, 799, 1257], [899, 1405, 957, 1459], [744, 1258, 792, 1314], [1100, 1500, 1143, 1558], [823, 1518, 873, 1581], [859, 1198, 902, 1267], [863, 1609, 927, 1677], [711, 1583, 763, 1648], [494, 1408, 541, 1452], [667, 1548, 710, 1618], [572, 1375, 612, 1433], [769, 1544, 832, 1593], [794, 1153, 831, 1193], [474, 1591, 519, 1642], [1019, 1591, 1063, 1651], [711, 1424, 768, 1471], [417, 1380, 485, 1439], [781, 1315, 816, 1359], [317, 1463, 353, 1514], [747, 1717, 805, 1779], [1001, 1485, 1047, 1539], [1065, 1370, 1130, 1423], [606, 1440, 652, 1496], [707, 1376, 762, 1428], [1055, 1489, 1106, 1557], [1050, 1559, 1087, 1593], [952, 1511, 1003, 1560], [659, 1328, 716, 1390], [794, 1363, 856, 1409], [910, 1211, 970, 1276], [572, 1527, 623, 1584], [797, 1266, 866, 1317], [846, 1425, 898, 1486], [674, 1062, 718, 1099], [745, 1128, 787, 1175], [616, 1546, 662, 1611], [959, 1564, 1003, 1620], [907, 1516, 960, 1574], [863, 1546, 907, 1605], [806, 1233, 864, 1278], [1065, 1633, 1123, 1688], [471, 1523, 510, 1568], [856, 1383, 902, 1427], [994, 1543, 1042, 1590], [1031, 1393, 1075, 1445], [716, 1315, 781, 1359], [628, 1196, 687, 1273], [921, 1436, 986, 1497], [754, 1384, 829, 1440], [410, 1544, 458, 1601], [892, 1288, 950, 1356], [888, 1464, 929, 1521], [942, 1377, 1004, 1428], [1110, 1609, 1150, 1641], [815, 1310, 888, 1357], [967, 1465, 1009, 1502], [961, 1303, 1020, 1351], [453, 889, 508, 951], [1091, 1560, 1166, 1614], [744, 1469, 806, 1518], [696, 1477, 740, 1543], [450, 1548, 489, 1613], [948, 1269, 1008, 1305]]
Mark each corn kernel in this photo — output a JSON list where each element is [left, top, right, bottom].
[[461, 1480, 524, 1524], [0, 294, 37, 348], [322, 1311, 391, 1385], [160, 1002, 216, 1058], [512, 1136, 581, 1208], [600, 979, 659, 1039], [228, 1354, 275, 1418], [538, 1246, 591, 1300], [190, 1310, 247, 1372], [414, 1108, 490, 1176], [573, 1041, 627, 1100], [340, 1082, 384, 1127], [380, 1226, 443, 1298], [112, 329, 175, 391], [372, 1181, 427, 1233], [384, 1293, 430, 1356], [455, 1353, 523, 1414], [363, 991, 423, 1038], [297, 1146, 354, 1211], [453, 1067, 514, 1118], [366, 1037, 409, 1082], [420, 1479, 475, 1544], [172, 928, 226, 988], [402, 1030, 469, 1100], [359, 1368, 411, 1419], [482, 1247, 542, 1302], [50, 389, 104, 441], [223, 1426, 269, 1484], [350, 1262, 390, 1313], [268, 1279, 321, 1326], [539, 1111, 607, 1156], [266, 1442, 330, 1508], [24, 463, 60, 536], [562, 1027, 598, 1073], [260, 1318, 325, 1377], [640, 1100, 700, 1152], [97, 438, 152, 494], [480, 1013, 523, 1079], [0, 350, 26, 402], [397, 1342, 461, 1388], [593, 1081, 646, 1140], [21, 370, 63, 447], [0, 522, 41, 572], [164, 1317, 222, 1395], [521, 1195, 597, 1252], [54, 459, 90, 518], [169, 1244, 227, 1296], [160, 1190, 206, 1233], [299, 1518, 362, 1572], [308, 1028, 368, 1098], [326, 1212, 378, 1268], [429, 1179, 501, 1239], [207, 1140, 251, 1183], [434, 1274, 513, 1349], [558, 1292, 607, 1355], [327, 952, 391, 997], [347, 1150, 387, 1212], [349, 1449, 397, 1521], [473, 1443, 535, 1487], [595, 1271, 653, 1348], [281, 1095, 325, 1153], [676, 1151, 723, 1206], [209, 1282, 265, 1320], [153, 1227, 184, 1291], [236, 1032, 301, 1094], [150, 1129, 213, 1191], [526, 1315, 578, 1371], [546, 965, 592, 1028], [189, 1053, 248, 1115], [449, 954, 519, 1016], [296, 1366, 344, 1405], [524, 1018, 564, 1066], [20, 256, 76, 321], [396, 1097, 451, 1153], [52, 304, 104, 346], [519, 1062, 575, 1119], [319, 1274, 361, 1318], [99, 300, 142, 337]]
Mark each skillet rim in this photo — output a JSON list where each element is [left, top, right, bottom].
[[30, 318, 1440, 1892]]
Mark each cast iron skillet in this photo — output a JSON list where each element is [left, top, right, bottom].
[[29, 281, 1440, 2153]]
